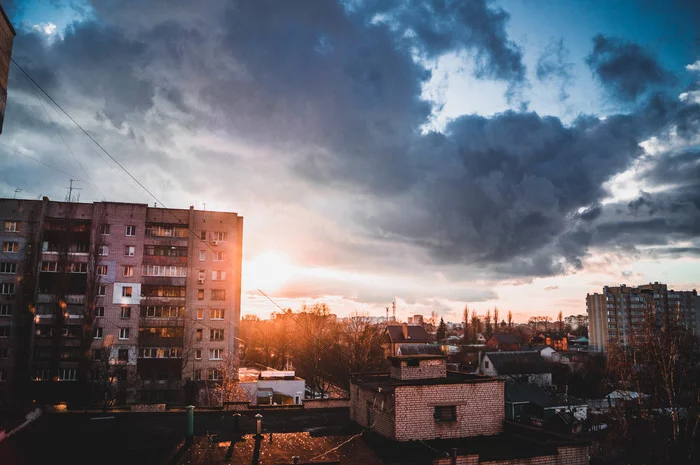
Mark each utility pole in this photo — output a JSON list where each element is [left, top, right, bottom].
[[13, 187, 22, 198]]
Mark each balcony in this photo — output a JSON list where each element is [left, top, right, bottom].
[[37, 294, 85, 305]]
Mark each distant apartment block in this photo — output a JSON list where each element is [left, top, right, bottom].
[[0, 197, 242, 404], [587, 283, 698, 352]]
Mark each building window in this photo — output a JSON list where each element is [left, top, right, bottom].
[[195, 349, 202, 360], [94, 327, 103, 339], [118, 349, 129, 362], [0, 369, 6, 381], [98, 285, 107, 296], [199, 250, 206, 261], [213, 232, 227, 241], [122, 286, 133, 297], [0, 304, 11, 316], [70, 263, 88, 273], [434, 406, 457, 422], [0, 262, 17, 274], [125, 246, 135, 257], [207, 368, 221, 380], [97, 265, 108, 276], [198, 289, 204, 300], [198, 269, 206, 281], [212, 270, 227, 281], [123, 266, 134, 277], [2, 242, 19, 253], [120, 307, 131, 319], [58, 368, 77, 381], [209, 348, 223, 360], [41, 261, 58, 272], [211, 289, 225, 301], [92, 349, 101, 361], [214, 251, 224, 261], [210, 329, 224, 341], [0, 326, 10, 338], [98, 245, 109, 256], [194, 369, 202, 381], [197, 308, 204, 319], [200, 231, 207, 240], [210, 309, 224, 320], [0, 347, 7, 358], [100, 224, 110, 235], [196, 329, 203, 341], [142, 265, 187, 277], [95, 306, 105, 317], [125, 225, 136, 236], [116, 370, 127, 382], [3, 221, 19, 232], [119, 328, 130, 340], [0, 283, 15, 295], [485, 361, 489, 369]]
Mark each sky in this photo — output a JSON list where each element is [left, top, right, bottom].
[[1, 0, 699, 323]]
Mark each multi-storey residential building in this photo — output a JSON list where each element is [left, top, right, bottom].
[[0, 197, 242, 405], [587, 283, 698, 352]]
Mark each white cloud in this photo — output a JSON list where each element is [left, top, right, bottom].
[[679, 90, 700, 105], [32, 22, 58, 36], [686, 60, 700, 72]]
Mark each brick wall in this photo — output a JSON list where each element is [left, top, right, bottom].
[[350, 384, 395, 439], [303, 398, 350, 409], [432, 445, 589, 465], [391, 358, 447, 380], [394, 379, 504, 441]]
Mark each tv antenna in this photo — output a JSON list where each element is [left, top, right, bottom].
[[66, 178, 82, 202]]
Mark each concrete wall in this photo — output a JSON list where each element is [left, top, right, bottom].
[[393, 379, 505, 441]]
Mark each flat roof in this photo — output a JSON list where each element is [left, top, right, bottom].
[[351, 371, 499, 393]]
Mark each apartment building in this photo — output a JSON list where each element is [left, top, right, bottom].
[[587, 283, 698, 352], [0, 197, 242, 405]]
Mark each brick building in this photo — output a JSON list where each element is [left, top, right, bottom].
[[485, 333, 520, 351], [0, 3, 15, 133], [0, 197, 242, 405], [384, 322, 430, 357], [350, 344, 589, 464]]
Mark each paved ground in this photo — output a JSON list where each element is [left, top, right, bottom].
[[0, 408, 355, 465]]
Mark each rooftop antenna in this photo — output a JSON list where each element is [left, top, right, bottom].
[[13, 187, 22, 199], [203, 202, 206, 211], [392, 301, 396, 322], [385, 307, 389, 322], [65, 178, 82, 202]]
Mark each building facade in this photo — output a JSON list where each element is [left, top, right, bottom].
[[0, 3, 15, 133], [0, 197, 242, 404], [587, 283, 698, 352]]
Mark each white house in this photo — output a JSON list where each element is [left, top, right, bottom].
[[239, 368, 306, 406]]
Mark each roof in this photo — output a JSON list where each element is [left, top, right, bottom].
[[385, 325, 429, 343], [351, 371, 497, 393], [396, 344, 442, 356], [506, 384, 586, 408], [485, 351, 551, 375], [488, 333, 520, 345]]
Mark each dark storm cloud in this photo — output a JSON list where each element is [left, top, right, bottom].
[[586, 34, 675, 102], [536, 38, 573, 101], [4, 1, 700, 286], [359, 0, 525, 84]]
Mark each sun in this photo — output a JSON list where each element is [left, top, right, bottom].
[[243, 251, 295, 292]]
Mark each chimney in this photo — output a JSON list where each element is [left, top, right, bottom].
[[386, 307, 389, 322], [402, 322, 409, 339], [392, 301, 396, 322]]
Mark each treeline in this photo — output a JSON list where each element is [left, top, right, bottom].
[[239, 304, 386, 394]]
